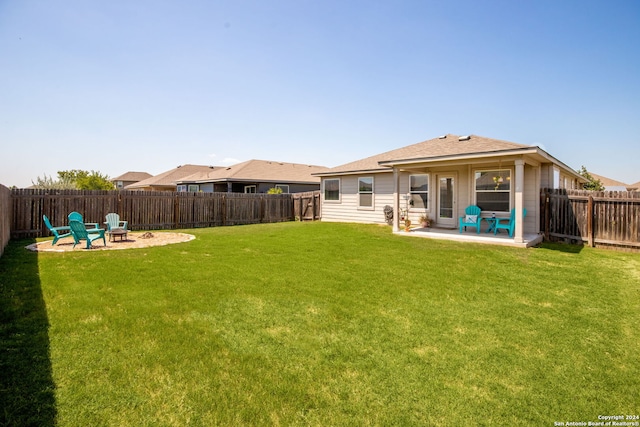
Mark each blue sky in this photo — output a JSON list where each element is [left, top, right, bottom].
[[1, 0, 639, 188]]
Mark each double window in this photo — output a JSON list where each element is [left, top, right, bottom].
[[410, 174, 429, 209], [358, 177, 373, 208], [324, 178, 340, 201], [474, 170, 510, 212]]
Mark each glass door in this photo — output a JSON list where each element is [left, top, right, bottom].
[[438, 175, 455, 227]]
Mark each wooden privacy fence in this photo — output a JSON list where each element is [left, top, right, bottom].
[[9, 189, 313, 239], [541, 189, 640, 250], [0, 185, 10, 257]]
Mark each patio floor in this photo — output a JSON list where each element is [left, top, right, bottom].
[[394, 226, 543, 248]]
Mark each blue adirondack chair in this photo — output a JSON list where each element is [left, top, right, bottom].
[[43, 215, 72, 245], [494, 208, 527, 237], [68, 211, 100, 230], [459, 205, 482, 234], [104, 213, 128, 231], [69, 220, 106, 249]]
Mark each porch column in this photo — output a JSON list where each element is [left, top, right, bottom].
[[393, 167, 400, 232], [514, 158, 525, 243]]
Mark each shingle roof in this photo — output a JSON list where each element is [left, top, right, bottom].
[[316, 134, 533, 175], [589, 173, 629, 188], [111, 171, 153, 182], [176, 159, 328, 184], [126, 165, 216, 189], [629, 181, 640, 191]]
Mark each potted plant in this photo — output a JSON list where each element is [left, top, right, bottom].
[[418, 214, 431, 228], [404, 218, 412, 232]]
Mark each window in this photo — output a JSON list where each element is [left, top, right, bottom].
[[275, 184, 290, 193], [410, 174, 429, 209], [177, 185, 187, 192], [244, 185, 256, 193], [188, 184, 199, 192], [358, 177, 373, 208], [475, 170, 511, 212], [324, 178, 340, 201], [116, 181, 124, 189]]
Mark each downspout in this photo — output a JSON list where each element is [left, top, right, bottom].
[[514, 158, 525, 243], [393, 167, 400, 232]]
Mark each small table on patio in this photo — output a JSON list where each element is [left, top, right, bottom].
[[484, 217, 498, 234], [107, 228, 128, 242]]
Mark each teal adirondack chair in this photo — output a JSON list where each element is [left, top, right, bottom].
[[104, 213, 128, 231], [459, 205, 482, 234], [43, 215, 72, 245], [494, 208, 527, 237], [68, 211, 100, 230], [69, 220, 106, 249]]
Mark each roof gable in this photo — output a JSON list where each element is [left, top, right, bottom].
[[126, 165, 216, 188], [111, 171, 153, 182]]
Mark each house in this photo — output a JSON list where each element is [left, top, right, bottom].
[[111, 171, 153, 189], [314, 134, 586, 245], [175, 159, 328, 193], [629, 181, 640, 191], [125, 165, 217, 191]]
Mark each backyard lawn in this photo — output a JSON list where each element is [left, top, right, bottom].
[[1, 221, 639, 426]]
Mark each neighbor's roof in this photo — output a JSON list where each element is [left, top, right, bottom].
[[314, 134, 581, 180], [111, 171, 153, 182], [126, 165, 216, 189], [589, 173, 629, 189], [629, 181, 640, 191], [177, 159, 328, 184]]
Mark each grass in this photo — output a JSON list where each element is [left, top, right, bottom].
[[1, 221, 639, 426]]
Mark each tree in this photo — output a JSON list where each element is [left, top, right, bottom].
[[577, 166, 605, 191], [267, 187, 283, 194], [32, 170, 115, 190]]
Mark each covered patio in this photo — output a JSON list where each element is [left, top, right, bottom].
[[394, 225, 543, 248]]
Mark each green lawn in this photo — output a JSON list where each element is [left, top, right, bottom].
[[1, 222, 639, 426]]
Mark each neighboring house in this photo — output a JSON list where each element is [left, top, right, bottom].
[[175, 159, 328, 193], [589, 173, 629, 191], [111, 171, 153, 189], [314, 134, 586, 243], [628, 181, 640, 191], [125, 165, 217, 191]]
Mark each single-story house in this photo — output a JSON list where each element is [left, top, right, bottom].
[[629, 181, 640, 191], [126, 165, 217, 191], [314, 134, 586, 244], [111, 171, 153, 189], [175, 159, 328, 193]]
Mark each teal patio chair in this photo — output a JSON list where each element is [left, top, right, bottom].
[[69, 220, 106, 249], [494, 208, 527, 237], [43, 215, 72, 245], [68, 211, 100, 230], [459, 205, 482, 234], [104, 213, 128, 231]]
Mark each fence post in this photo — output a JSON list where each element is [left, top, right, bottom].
[[587, 195, 594, 247], [544, 190, 550, 241]]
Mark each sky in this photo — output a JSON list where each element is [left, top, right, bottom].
[[1, 0, 639, 188]]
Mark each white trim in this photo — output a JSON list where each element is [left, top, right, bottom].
[[323, 178, 341, 203]]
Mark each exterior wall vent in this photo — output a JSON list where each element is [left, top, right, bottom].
[[458, 135, 471, 141], [438, 135, 447, 139]]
